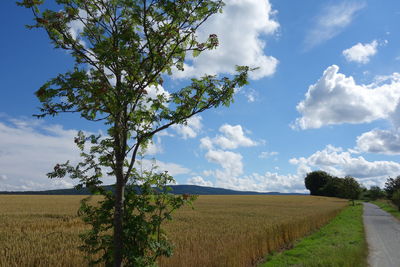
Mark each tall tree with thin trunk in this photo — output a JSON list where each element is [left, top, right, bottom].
[[18, 0, 250, 265]]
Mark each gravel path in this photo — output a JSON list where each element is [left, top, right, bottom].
[[363, 202, 400, 267]]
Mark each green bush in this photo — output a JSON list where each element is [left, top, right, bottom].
[[392, 190, 400, 211], [384, 176, 400, 199]]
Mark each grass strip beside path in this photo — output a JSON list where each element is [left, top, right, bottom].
[[260, 203, 366, 267], [371, 200, 400, 220]]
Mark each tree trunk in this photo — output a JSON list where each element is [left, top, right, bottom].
[[113, 112, 126, 266], [114, 176, 125, 267]]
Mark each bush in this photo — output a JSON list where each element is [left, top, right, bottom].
[[78, 169, 196, 266], [392, 190, 400, 211], [366, 186, 385, 200], [384, 176, 400, 199]]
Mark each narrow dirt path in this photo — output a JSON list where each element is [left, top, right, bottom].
[[363, 202, 400, 267]]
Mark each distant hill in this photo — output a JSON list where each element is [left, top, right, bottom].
[[0, 184, 304, 195]]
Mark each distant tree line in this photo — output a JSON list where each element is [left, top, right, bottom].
[[304, 171, 400, 210], [304, 171, 361, 205]]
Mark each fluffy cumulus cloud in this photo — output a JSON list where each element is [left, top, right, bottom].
[[171, 115, 202, 139], [173, 0, 279, 80], [187, 176, 213, 187], [205, 149, 243, 176], [355, 100, 400, 155], [197, 123, 309, 193], [305, 1, 365, 49], [242, 172, 305, 193], [342, 40, 378, 64], [203, 160, 308, 193], [355, 129, 400, 155], [290, 145, 400, 187], [293, 65, 400, 129], [200, 124, 258, 150]]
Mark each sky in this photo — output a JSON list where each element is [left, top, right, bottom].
[[2, 0, 400, 192]]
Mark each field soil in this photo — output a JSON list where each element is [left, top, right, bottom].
[[0, 195, 347, 266]]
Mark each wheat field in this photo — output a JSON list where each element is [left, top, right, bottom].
[[0, 195, 347, 267]]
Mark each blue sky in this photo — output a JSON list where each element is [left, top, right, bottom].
[[2, 0, 400, 192]]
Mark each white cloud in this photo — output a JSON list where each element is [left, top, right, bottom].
[[293, 65, 400, 129], [145, 85, 171, 101], [240, 88, 259, 103], [203, 164, 307, 193], [187, 176, 213, 187], [138, 159, 191, 177], [200, 137, 214, 150], [259, 151, 279, 159], [243, 172, 305, 192], [141, 136, 163, 155], [0, 117, 190, 191], [196, 123, 307, 193], [205, 149, 243, 177], [197, 135, 400, 192], [356, 129, 400, 155], [171, 115, 202, 139], [198, 129, 306, 193], [342, 40, 378, 63], [305, 1, 365, 49], [68, 9, 87, 42], [290, 145, 400, 183], [173, 0, 279, 80], [200, 124, 258, 150], [0, 118, 81, 191]]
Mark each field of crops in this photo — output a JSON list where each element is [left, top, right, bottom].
[[0, 195, 347, 266]]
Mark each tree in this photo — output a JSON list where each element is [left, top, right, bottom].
[[339, 176, 361, 206], [304, 171, 332, 196], [320, 177, 343, 197], [366, 186, 385, 200], [384, 176, 400, 199], [17, 0, 251, 265], [392, 190, 400, 211]]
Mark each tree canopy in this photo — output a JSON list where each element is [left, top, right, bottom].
[[17, 0, 251, 265], [304, 170, 331, 196], [384, 176, 400, 199]]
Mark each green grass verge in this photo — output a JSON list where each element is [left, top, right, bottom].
[[260, 203, 367, 267], [371, 199, 400, 220]]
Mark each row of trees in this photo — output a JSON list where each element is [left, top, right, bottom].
[[304, 171, 400, 210], [304, 171, 361, 205]]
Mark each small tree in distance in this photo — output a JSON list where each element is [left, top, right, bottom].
[[384, 176, 400, 199], [17, 0, 251, 265], [339, 176, 361, 206], [392, 190, 400, 211]]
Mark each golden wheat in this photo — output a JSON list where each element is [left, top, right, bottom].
[[0, 195, 347, 267]]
